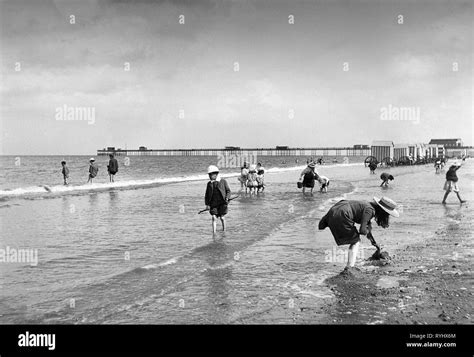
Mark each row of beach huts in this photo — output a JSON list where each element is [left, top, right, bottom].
[[370, 138, 471, 165]]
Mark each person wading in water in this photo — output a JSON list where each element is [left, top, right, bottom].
[[299, 161, 319, 194], [204, 165, 231, 234]]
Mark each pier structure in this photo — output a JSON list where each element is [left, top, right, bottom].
[[97, 147, 372, 157]]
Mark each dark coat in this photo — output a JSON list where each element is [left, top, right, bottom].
[[446, 166, 460, 182], [205, 178, 231, 206], [318, 200, 375, 246], [108, 158, 119, 174]]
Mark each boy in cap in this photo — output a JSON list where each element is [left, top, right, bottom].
[[205, 165, 231, 234], [442, 157, 466, 204], [87, 158, 99, 183]]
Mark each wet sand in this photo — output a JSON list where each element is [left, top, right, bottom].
[[239, 200, 473, 325]]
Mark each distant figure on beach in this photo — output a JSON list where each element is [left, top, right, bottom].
[[434, 160, 442, 174], [205, 165, 231, 234], [317, 157, 324, 165], [87, 158, 99, 183], [380, 173, 394, 187], [256, 163, 265, 193], [238, 162, 249, 193], [299, 161, 319, 194], [107, 154, 119, 182], [318, 175, 330, 193], [318, 197, 399, 272], [368, 161, 377, 174], [442, 158, 466, 204], [61, 161, 69, 185], [246, 164, 258, 195]]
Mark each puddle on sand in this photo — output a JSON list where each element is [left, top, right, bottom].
[[376, 276, 407, 289]]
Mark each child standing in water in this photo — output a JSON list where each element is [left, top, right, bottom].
[[238, 162, 249, 193], [368, 161, 377, 174], [442, 157, 466, 204], [256, 163, 265, 192], [87, 158, 99, 183], [107, 153, 119, 182], [61, 161, 69, 185], [205, 165, 231, 234], [246, 164, 258, 195]]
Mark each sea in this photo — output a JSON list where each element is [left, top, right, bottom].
[[0, 155, 472, 324]]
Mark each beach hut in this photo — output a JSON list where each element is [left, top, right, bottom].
[[418, 143, 428, 159], [409, 143, 425, 159], [371, 141, 394, 162], [394, 143, 409, 161]]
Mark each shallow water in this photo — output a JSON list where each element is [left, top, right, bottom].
[[0, 158, 472, 324]]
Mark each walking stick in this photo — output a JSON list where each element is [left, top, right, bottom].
[[198, 195, 240, 214]]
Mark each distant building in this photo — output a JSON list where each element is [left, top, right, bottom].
[[353, 144, 369, 149], [371, 141, 394, 161], [429, 139, 463, 147], [106, 147, 115, 151], [426, 144, 445, 158], [224, 146, 241, 150], [275, 146, 289, 150], [139, 146, 148, 151]]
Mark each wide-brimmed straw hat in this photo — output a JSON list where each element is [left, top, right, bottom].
[[373, 196, 399, 217], [308, 162, 316, 168], [89, 158, 95, 162]]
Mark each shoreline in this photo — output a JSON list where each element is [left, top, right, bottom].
[[238, 200, 472, 325]]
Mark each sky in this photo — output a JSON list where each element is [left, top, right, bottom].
[[0, 0, 472, 155]]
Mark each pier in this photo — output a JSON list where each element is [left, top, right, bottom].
[[97, 147, 372, 157]]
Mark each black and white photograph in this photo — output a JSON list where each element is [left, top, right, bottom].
[[0, 0, 472, 354]]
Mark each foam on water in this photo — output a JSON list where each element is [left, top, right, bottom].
[[0, 162, 363, 199], [140, 257, 179, 270]]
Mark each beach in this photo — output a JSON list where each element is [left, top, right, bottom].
[[0, 157, 472, 324]]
